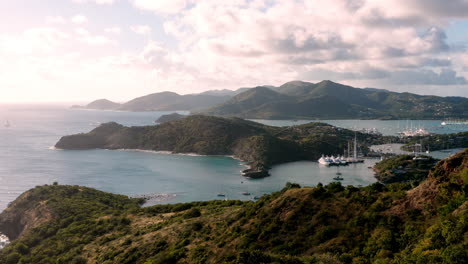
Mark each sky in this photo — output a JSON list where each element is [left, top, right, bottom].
[[0, 0, 468, 102]]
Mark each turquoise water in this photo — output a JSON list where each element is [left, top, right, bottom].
[[0, 105, 465, 212], [252, 119, 467, 136]]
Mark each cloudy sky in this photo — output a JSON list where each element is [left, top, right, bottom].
[[1, 0, 468, 102]]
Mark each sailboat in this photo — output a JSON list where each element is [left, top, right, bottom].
[[346, 134, 364, 163], [4, 120, 10, 128]]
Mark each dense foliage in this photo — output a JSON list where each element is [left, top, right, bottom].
[[0, 149, 466, 264], [374, 155, 438, 184], [401, 131, 468, 152], [155, 113, 187, 124], [203, 80, 468, 119]]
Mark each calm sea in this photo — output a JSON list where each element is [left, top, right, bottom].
[[0, 104, 466, 212]]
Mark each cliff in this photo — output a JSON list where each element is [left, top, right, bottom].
[[0, 149, 466, 263]]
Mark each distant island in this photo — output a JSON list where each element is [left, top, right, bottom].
[[73, 80, 468, 119], [55, 115, 384, 178], [0, 149, 466, 263]]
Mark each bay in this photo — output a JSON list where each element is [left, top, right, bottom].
[[0, 104, 465, 212]]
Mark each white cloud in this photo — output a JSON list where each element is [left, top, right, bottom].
[[105, 27, 122, 34], [45, 16, 66, 24], [72, 0, 116, 4], [75, 28, 112, 46], [139, 0, 468, 95], [71, 15, 88, 24], [2, 0, 468, 103], [130, 0, 194, 14], [130, 25, 152, 35]]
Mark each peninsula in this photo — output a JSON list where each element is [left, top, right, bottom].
[[55, 115, 383, 178]]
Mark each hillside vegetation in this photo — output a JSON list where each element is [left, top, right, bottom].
[[0, 149, 466, 263], [55, 115, 384, 177], [202, 80, 468, 119], [401, 131, 468, 152], [74, 92, 230, 112], [373, 155, 439, 184], [72, 80, 467, 119]]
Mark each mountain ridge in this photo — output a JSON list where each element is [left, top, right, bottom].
[[73, 80, 468, 119], [202, 80, 468, 119]]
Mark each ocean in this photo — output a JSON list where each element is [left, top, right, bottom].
[[0, 104, 466, 213]]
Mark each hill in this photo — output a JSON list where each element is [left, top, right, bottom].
[[118, 92, 231, 111], [54, 115, 384, 177], [71, 99, 121, 110], [202, 80, 468, 119], [73, 92, 231, 112], [155, 113, 188, 123], [373, 155, 439, 184], [0, 149, 466, 263]]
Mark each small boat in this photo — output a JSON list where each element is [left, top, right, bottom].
[[333, 176, 343, 181], [242, 192, 251, 195], [217, 193, 226, 197], [253, 196, 260, 200]]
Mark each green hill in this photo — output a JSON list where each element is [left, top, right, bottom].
[[118, 92, 231, 111], [203, 80, 468, 119], [0, 149, 466, 264], [55, 115, 383, 177], [155, 113, 188, 123], [83, 99, 121, 110]]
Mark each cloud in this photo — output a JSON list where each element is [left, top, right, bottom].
[[75, 28, 112, 46], [105, 27, 122, 34], [71, 15, 88, 24], [140, 0, 467, 95], [130, 0, 193, 14], [389, 68, 467, 85], [2, 0, 468, 102], [131, 25, 152, 35], [72, 0, 115, 4], [45, 16, 66, 24]]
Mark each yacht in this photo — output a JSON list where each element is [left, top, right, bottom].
[[318, 155, 333, 165], [441, 119, 468, 126]]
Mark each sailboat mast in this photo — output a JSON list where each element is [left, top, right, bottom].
[[354, 133, 357, 159], [347, 141, 350, 158]]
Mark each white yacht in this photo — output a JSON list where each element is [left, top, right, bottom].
[[318, 155, 333, 165]]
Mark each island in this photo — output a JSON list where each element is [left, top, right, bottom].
[[0, 149, 466, 263], [55, 115, 384, 178]]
